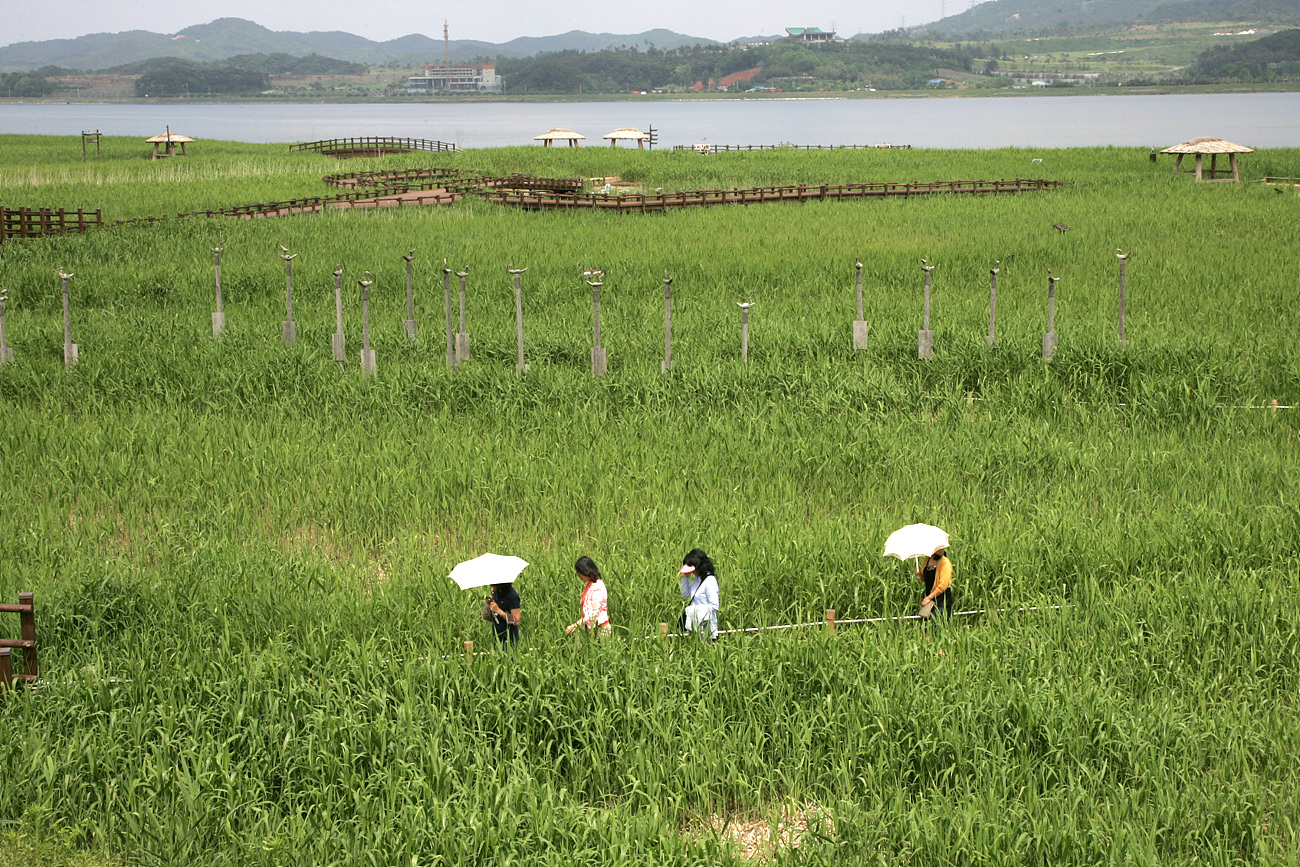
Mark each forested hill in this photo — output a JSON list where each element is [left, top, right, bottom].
[[495, 42, 975, 94], [927, 0, 1300, 36], [1188, 27, 1300, 78], [0, 18, 718, 72]]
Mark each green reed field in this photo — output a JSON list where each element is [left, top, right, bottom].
[[0, 135, 1298, 865]]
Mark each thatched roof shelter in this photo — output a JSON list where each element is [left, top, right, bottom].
[[534, 128, 584, 147], [1159, 137, 1253, 182], [603, 127, 650, 149], [146, 131, 195, 160]]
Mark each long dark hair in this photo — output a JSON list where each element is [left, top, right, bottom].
[[575, 555, 602, 583], [682, 548, 715, 579]]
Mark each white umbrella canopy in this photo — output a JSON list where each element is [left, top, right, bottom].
[[882, 524, 950, 562], [449, 553, 529, 590]]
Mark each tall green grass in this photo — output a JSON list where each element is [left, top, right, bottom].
[[0, 136, 1297, 865]]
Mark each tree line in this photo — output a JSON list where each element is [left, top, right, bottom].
[[486, 40, 976, 93]]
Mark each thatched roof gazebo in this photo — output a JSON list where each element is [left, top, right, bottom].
[[534, 128, 585, 147], [603, 127, 650, 149], [146, 131, 194, 160], [1159, 137, 1253, 182]]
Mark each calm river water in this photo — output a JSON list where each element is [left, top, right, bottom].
[[0, 93, 1296, 148]]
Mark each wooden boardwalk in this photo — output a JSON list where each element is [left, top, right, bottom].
[[289, 137, 457, 158], [1, 207, 102, 243], [487, 178, 1065, 212]]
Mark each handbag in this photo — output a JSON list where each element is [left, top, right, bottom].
[[482, 596, 496, 622]]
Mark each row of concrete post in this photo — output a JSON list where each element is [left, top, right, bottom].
[[0, 251, 1132, 372]]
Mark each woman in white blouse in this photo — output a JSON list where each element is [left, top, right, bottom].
[[566, 555, 611, 639]]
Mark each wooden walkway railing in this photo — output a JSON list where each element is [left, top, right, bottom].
[[488, 178, 1064, 212], [0, 592, 36, 694], [673, 143, 912, 153], [289, 137, 456, 157], [1, 207, 103, 243]]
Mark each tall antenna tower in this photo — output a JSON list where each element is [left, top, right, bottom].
[[443, 21, 450, 93]]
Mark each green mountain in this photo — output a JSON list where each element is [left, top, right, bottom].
[[925, 0, 1300, 36], [0, 18, 719, 72]]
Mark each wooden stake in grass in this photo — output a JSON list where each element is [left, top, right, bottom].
[[918, 259, 935, 359], [1116, 250, 1129, 349], [662, 272, 673, 373], [738, 295, 756, 363], [359, 271, 376, 376], [59, 269, 77, 368], [852, 260, 869, 350], [211, 245, 225, 337], [442, 261, 455, 368], [402, 249, 418, 341], [331, 266, 346, 364], [463, 640, 474, 664], [660, 622, 669, 650], [586, 270, 607, 377], [509, 265, 528, 374], [280, 246, 298, 346], [455, 268, 471, 364], [825, 609, 837, 633], [0, 287, 12, 365], [1043, 269, 1060, 361], [987, 260, 1000, 347]]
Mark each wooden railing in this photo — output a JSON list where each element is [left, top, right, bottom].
[[289, 137, 456, 156], [0, 592, 36, 694], [488, 178, 1064, 211], [1, 207, 102, 243], [673, 143, 912, 153]]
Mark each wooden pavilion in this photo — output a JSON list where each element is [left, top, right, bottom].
[[146, 131, 194, 160], [1159, 137, 1253, 182], [534, 128, 585, 147], [603, 127, 650, 149]]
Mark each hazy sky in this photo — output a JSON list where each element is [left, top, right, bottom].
[[3, 0, 951, 47]]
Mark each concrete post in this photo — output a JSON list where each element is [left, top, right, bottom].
[[662, 272, 673, 373], [211, 246, 225, 337], [0, 288, 12, 364], [509, 266, 528, 374], [586, 270, 607, 376], [331, 266, 346, 363], [60, 270, 78, 367], [853, 259, 869, 349], [402, 249, 418, 341], [280, 247, 298, 345], [1116, 250, 1129, 349], [987, 261, 1000, 347], [360, 272, 376, 376], [1043, 269, 1060, 360], [455, 269, 470, 363], [918, 260, 935, 359], [738, 296, 756, 363], [443, 262, 455, 368]]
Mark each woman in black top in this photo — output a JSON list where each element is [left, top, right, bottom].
[[487, 583, 522, 646]]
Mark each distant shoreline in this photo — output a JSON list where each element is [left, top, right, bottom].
[[2, 81, 1297, 107]]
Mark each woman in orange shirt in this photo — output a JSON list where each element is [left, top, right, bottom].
[[917, 548, 953, 622]]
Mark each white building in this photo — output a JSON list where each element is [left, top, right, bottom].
[[407, 65, 501, 92]]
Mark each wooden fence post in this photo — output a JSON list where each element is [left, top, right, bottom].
[[0, 648, 11, 691], [738, 296, 756, 363], [660, 622, 669, 650], [825, 609, 836, 633], [18, 593, 35, 680], [464, 640, 475, 664]]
